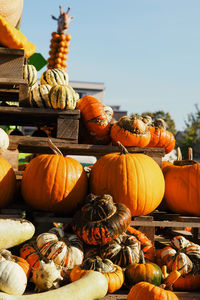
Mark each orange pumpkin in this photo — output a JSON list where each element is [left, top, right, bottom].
[[164, 148, 200, 216], [110, 115, 151, 147], [21, 140, 88, 214], [0, 157, 16, 207], [89, 142, 165, 216]]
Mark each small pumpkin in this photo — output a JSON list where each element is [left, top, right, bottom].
[[110, 115, 151, 147], [100, 233, 141, 267], [127, 281, 179, 300], [72, 193, 131, 245], [40, 68, 69, 86], [164, 147, 200, 216], [0, 128, 9, 154], [70, 256, 124, 294], [0, 157, 16, 208], [21, 140, 88, 214], [20, 243, 41, 274], [125, 251, 163, 287], [23, 64, 38, 87], [36, 227, 84, 269], [90, 142, 165, 216], [29, 84, 51, 108], [47, 84, 78, 110]]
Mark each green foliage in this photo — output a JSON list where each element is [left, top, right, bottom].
[[140, 110, 177, 135]]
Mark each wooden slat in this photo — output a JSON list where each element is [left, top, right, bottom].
[[0, 78, 27, 85], [102, 291, 200, 299], [0, 47, 24, 55]]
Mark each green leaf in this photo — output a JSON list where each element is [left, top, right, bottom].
[[28, 53, 47, 71]]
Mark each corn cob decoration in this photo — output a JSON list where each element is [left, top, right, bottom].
[[47, 6, 73, 70]]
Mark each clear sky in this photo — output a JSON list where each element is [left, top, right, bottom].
[[21, 0, 200, 132]]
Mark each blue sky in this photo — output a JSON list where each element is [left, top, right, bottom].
[[21, 0, 200, 131]]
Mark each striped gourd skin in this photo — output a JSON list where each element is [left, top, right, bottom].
[[40, 68, 69, 86], [23, 64, 38, 87], [100, 234, 141, 267], [36, 232, 84, 269], [48, 84, 78, 110], [29, 84, 51, 108], [72, 201, 131, 246], [20, 244, 41, 272]]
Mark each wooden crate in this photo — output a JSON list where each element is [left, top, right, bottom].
[[0, 47, 24, 79], [0, 107, 80, 142]]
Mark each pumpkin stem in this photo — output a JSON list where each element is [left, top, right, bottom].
[[176, 147, 182, 161], [48, 139, 63, 156], [116, 141, 129, 154], [188, 147, 193, 160]]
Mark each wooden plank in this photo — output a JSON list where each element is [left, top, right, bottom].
[[0, 47, 24, 79], [0, 47, 24, 55], [130, 220, 200, 228], [0, 78, 27, 84], [57, 118, 79, 140], [102, 291, 200, 299]]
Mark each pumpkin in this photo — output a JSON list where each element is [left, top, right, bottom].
[[70, 256, 124, 294], [125, 251, 163, 287], [127, 281, 179, 300], [72, 193, 131, 245], [126, 225, 155, 262], [147, 118, 175, 154], [47, 84, 77, 110], [23, 64, 38, 87], [0, 16, 36, 58], [100, 233, 141, 267], [164, 147, 200, 216], [0, 271, 108, 300], [0, 260, 27, 295], [110, 115, 151, 147], [21, 140, 88, 214], [173, 274, 200, 291], [36, 227, 84, 269], [89, 142, 165, 216], [0, 218, 35, 250], [0, 0, 23, 28], [29, 84, 51, 108], [76, 95, 111, 139], [0, 158, 16, 208], [0, 128, 9, 154], [40, 68, 69, 86]]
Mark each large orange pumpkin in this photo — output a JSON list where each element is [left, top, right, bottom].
[[21, 140, 88, 214], [89, 142, 165, 216], [0, 0, 23, 28], [0, 157, 16, 207]]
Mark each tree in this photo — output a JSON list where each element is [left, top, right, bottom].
[[141, 110, 177, 135]]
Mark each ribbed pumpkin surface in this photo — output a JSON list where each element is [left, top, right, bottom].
[[21, 154, 88, 213], [0, 157, 16, 207], [90, 153, 165, 216]]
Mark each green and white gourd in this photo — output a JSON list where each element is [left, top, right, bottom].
[[48, 84, 78, 110], [40, 68, 69, 86], [23, 64, 38, 87], [29, 84, 51, 108]]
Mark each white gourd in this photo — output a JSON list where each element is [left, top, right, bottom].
[[0, 128, 9, 154]]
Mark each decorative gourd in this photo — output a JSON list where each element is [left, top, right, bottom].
[[125, 251, 163, 287], [100, 233, 141, 267], [0, 0, 23, 28], [72, 193, 131, 245], [32, 260, 63, 292], [110, 115, 151, 147], [89, 142, 165, 216], [76, 95, 111, 139], [47, 84, 77, 110], [126, 225, 155, 262], [40, 68, 69, 86], [70, 256, 124, 294], [0, 16, 36, 58], [0, 271, 108, 300], [0, 218, 35, 250], [20, 243, 41, 274], [0, 128, 9, 154], [0, 157, 16, 208], [29, 84, 51, 108], [21, 140, 88, 213], [36, 227, 84, 269], [127, 281, 179, 300], [164, 147, 200, 216], [147, 118, 175, 154], [0, 260, 27, 295], [23, 64, 38, 87]]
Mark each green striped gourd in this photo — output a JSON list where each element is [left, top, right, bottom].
[[23, 64, 38, 87], [29, 84, 51, 108], [40, 68, 69, 86], [48, 84, 79, 110]]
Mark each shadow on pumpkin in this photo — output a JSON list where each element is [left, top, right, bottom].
[[0, 167, 16, 208]]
